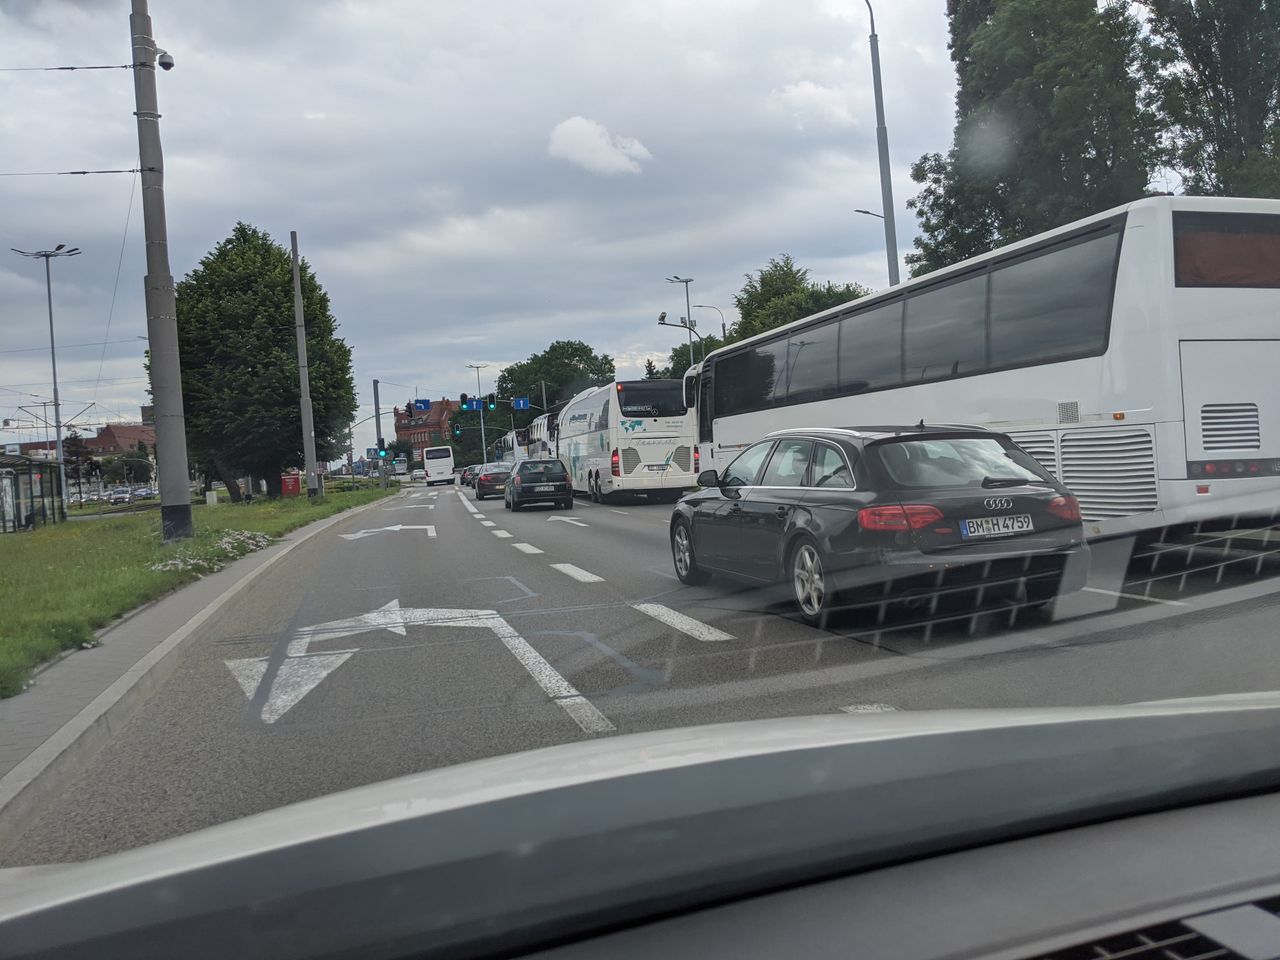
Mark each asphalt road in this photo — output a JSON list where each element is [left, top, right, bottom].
[[7, 482, 1280, 864]]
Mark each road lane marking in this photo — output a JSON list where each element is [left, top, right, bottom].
[[513, 542, 544, 554], [339, 524, 436, 540], [841, 703, 897, 713], [556, 696, 616, 734], [480, 520, 496, 527], [493, 530, 513, 538], [548, 516, 589, 527], [383, 504, 435, 510], [472, 514, 486, 519], [611, 509, 628, 515], [630, 602, 734, 642], [1082, 586, 1187, 606], [550, 563, 605, 583], [457, 492, 480, 514]]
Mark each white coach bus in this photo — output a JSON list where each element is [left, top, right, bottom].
[[557, 380, 699, 503], [525, 413, 557, 459], [687, 196, 1280, 538], [420, 445, 455, 485]]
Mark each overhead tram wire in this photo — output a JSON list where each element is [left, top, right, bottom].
[[94, 170, 140, 406], [0, 167, 152, 177]]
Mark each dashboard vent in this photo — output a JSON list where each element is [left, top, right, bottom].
[[1060, 428, 1159, 520], [1057, 401, 1080, 424], [1201, 402, 1261, 450], [1008, 431, 1059, 479], [1030, 919, 1242, 960], [620, 447, 642, 474]]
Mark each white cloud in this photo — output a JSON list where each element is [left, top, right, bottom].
[[768, 80, 854, 130], [547, 116, 653, 175]]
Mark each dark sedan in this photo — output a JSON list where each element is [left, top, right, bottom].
[[505, 459, 573, 511], [474, 463, 512, 501], [460, 464, 481, 488], [670, 426, 1089, 625]]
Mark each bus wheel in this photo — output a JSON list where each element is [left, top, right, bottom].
[[589, 474, 600, 503]]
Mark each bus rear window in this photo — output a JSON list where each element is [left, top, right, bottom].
[[1174, 212, 1280, 288], [617, 381, 686, 417], [424, 448, 452, 460]]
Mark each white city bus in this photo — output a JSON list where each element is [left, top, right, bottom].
[[420, 445, 456, 485], [688, 195, 1280, 538], [557, 380, 698, 503], [525, 413, 557, 459]]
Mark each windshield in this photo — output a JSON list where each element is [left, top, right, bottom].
[[617, 380, 687, 418], [6, 0, 1280, 923], [874, 437, 1051, 488]]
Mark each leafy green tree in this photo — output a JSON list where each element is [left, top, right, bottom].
[[907, 0, 1158, 275], [665, 334, 724, 380], [730, 256, 868, 341], [173, 223, 357, 499], [1140, 0, 1280, 196], [387, 438, 413, 460], [61, 430, 92, 493], [643, 358, 665, 380], [494, 339, 615, 429]]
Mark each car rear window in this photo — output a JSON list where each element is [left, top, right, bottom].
[[873, 437, 1050, 489], [518, 461, 567, 478]]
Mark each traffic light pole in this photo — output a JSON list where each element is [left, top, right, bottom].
[[467, 364, 488, 463], [373, 378, 388, 490]]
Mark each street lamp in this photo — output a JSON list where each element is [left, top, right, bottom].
[[11, 244, 81, 516], [666, 275, 695, 365], [658, 311, 708, 368], [862, 0, 900, 286], [692, 304, 726, 339], [854, 208, 884, 219]]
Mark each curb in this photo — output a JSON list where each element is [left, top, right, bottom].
[[0, 493, 398, 838]]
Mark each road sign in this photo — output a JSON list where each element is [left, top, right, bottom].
[[413, 399, 430, 412], [366, 447, 378, 458], [461, 398, 481, 411], [3, 443, 18, 455], [513, 397, 530, 410]]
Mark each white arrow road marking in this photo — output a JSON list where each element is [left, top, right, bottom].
[[547, 516, 589, 527], [225, 600, 614, 732], [339, 524, 436, 540], [550, 563, 604, 583], [631, 602, 734, 642]]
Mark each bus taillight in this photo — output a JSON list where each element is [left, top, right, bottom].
[[611, 449, 620, 477], [693, 445, 700, 473]]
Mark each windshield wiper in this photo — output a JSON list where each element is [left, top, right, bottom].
[[981, 476, 1052, 488]]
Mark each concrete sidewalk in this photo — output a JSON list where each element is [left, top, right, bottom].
[[0, 495, 392, 830]]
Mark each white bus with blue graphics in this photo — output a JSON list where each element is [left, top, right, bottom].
[[685, 196, 1280, 538], [556, 380, 699, 503]]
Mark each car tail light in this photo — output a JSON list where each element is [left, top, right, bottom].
[[512, 475, 522, 487], [611, 449, 620, 477], [693, 445, 700, 472], [857, 504, 943, 531], [1047, 494, 1081, 521]]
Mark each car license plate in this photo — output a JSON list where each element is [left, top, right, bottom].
[[646, 464, 668, 472], [961, 514, 1034, 538], [535, 484, 555, 492], [493, 484, 505, 491]]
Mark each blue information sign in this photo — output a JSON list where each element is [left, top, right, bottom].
[[512, 397, 530, 410]]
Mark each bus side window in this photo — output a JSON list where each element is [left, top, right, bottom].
[[698, 374, 714, 444]]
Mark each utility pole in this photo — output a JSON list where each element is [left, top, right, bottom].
[[130, 0, 193, 538], [541, 380, 548, 412], [373, 378, 387, 490], [666, 276, 696, 365], [864, 0, 900, 286], [290, 231, 320, 497], [467, 364, 488, 462]]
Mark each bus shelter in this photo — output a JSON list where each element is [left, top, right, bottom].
[[0, 454, 65, 533]]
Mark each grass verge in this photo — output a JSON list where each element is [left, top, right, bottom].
[[0, 487, 395, 698]]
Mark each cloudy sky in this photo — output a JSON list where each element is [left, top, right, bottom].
[[0, 0, 955, 457]]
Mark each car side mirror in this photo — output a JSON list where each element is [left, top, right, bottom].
[[697, 469, 719, 487]]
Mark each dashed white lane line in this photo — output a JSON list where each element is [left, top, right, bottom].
[[472, 513, 486, 519], [493, 530, 513, 538], [480, 520, 496, 527], [513, 542, 544, 554], [457, 492, 480, 515], [550, 563, 605, 583], [611, 509, 628, 515], [841, 703, 897, 713], [630, 602, 734, 642], [487, 615, 615, 735]]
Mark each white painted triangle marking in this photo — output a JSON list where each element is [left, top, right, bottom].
[[261, 652, 354, 723], [226, 656, 267, 699]]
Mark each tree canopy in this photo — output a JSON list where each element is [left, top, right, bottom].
[[730, 255, 868, 342], [173, 223, 357, 498], [907, 0, 1158, 275], [493, 339, 615, 429]]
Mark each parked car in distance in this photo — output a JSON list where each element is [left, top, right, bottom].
[[108, 487, 132, 505], [410, 469, 427, 482], [505, 459, 573, 511], [474, 463, 512, 501], [460, 464, 481, 487], [670, 425, 1089, 626]]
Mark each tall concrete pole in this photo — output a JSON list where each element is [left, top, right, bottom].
[[42, 257, 67, 517], [865, 0, 900, 286], [130, 0, 193, 538], [373, 378, 388, 490], [290, 231, 319, 497], [468, 364, 488, 462]]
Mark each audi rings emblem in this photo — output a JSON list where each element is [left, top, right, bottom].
[[983, 497, 1013, 510]]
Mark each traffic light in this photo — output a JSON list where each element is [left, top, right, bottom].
[[486, 393, 497, 411], [452, 422, 463, 439], [460, 392, 469, 408], [377, 440, 387, 459]]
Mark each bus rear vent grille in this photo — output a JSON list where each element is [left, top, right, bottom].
[[671, 446, 692, 472], [1008, 431, 1058, 479], [620, 448, 643, 474], [1060, 428, 1158, 520], [1057, 401, 1080, 424], [1201, 403, 1260, 450], [1026, 920, 1241, 960]]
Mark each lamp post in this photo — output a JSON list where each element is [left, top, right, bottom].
[[467, 363, 488, 462], [666, 276, 695, 364], [658, 312, 708, 369], [11, 244, 80, 516], [862, 0, 900, 286], [692, 304, 726, 339]]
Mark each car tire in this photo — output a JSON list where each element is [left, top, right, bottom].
[[671, 517, 711, 585], [511, 499, 521, 512], [789, 535, 832, 627], [504, 496, 511, 510], [476, 491, 485, 501]]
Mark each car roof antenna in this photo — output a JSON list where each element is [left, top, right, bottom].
[[916, 418, 925, 430]]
